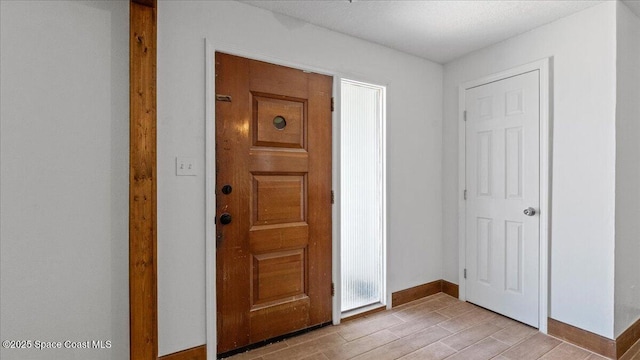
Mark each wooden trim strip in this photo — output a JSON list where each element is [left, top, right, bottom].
[[129, 1, 157, 360], [548, 318, 616, 359], [617, 317, 640, 359], [342, 305, 386, 322], [158, 346, 206, 360], [391, 280, 461, 307], [442, 280, 459, 298], [391, 280, 442, 307]]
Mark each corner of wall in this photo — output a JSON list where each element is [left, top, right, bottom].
[[613, 0, 640, 338]]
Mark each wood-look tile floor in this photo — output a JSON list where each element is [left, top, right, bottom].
[[225, 293, 640, 360]]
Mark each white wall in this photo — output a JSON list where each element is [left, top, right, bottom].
[[157, 0, 443, 355], [0, 1, 129, 360], [443, 2, 618, 338], [614, 1, 640, 338]]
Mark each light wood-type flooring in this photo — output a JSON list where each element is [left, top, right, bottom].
[[226, 293, 640, 360]]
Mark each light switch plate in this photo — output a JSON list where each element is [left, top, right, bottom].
[[176, 157, 197, 176]]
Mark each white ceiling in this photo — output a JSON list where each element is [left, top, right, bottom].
[[240, 0, 621, 64]]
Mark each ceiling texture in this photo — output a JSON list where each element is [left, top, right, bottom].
[[241, 0, 638, 64]]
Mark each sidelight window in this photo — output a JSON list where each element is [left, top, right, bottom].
[[340, 79, 386, 313]]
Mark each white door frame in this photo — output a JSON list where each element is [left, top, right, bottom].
[[204, 39, 390, 360], [457, 58, 551, 334]]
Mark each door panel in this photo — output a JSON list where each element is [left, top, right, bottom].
[[252, 174, 305, 225], [465, 70, 540, 327], [253, 95, 305, 148], [216, 53, 332, 354]]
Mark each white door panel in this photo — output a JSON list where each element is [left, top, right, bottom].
[[465, 71, 540, 327]]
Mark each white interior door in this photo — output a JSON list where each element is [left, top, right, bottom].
[[465, 70, 540, 327]]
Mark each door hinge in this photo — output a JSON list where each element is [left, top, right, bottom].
[[463, 110, 467, 121], [331, 283, 335, 297], [216, 94, 232, 102], [331, 97, 335, 112], [463, 189, 467, 200], [464, 269, 467, 279], [331, 190, 335, 204]]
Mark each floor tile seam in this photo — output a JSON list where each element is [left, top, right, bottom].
[[342, 317, 374, 328], [439, 322, 496, 340], [388, 312, 408, 323], [490, 334, 516, 347], [319, 333, 401, 360], [395, 340, 458, 360], [336, 330, 354, 342], [359, 312, 406, 326], [315, 337, 352, 356], [337, 323, 400, 343], [434, 323, 460, 336], [438, 314, 480, 329], [557, 340, 610, 360], [285, 331, 339, 348], [434, 311, 454, 320], [353, 326, 444, 357], [489, 333, 536, 360], [555, 350, 591, 360], [388, 330, 416, 340], [395, 313, 444, 324], [624, 343, 640, 358], [440, 325, 505, 352], [420, 307, 444, 315], [389, 322, 443, 340], [441, 317, 493, 334], [631, 352, 640, 360], [492, 346, 515, 359], [298, 352, 323, 360], [344, 328, 402, 347], [273, 337, 347, 358], [436, 302, 476, 311], [532, 341, 563, 359], [395, 309, 432, 318], [492, 334, 561, 360], [438, 340, 460, 354], [629, 343, 640, 357], [437, 324, 467, 334], [441, 342, 467, 360], [490, 329, 539, 348], [344, 340, 397, 360], [398, 323, 454, 342], [545, 334, 599, 357], [391, 343, 430, 360], [480, 338, 517, 360], [435, 307, 483, 323], [345, 311, 402, 328], [393, 298, 434, 311], [411, 312, 453, 327]]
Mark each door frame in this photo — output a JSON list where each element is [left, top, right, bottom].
[[457, 58, 551, 334], [204, 39, 390, 359], [205, 43, 338, 359]]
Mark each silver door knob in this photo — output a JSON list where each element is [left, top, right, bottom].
[[523, 207, 536, 216]]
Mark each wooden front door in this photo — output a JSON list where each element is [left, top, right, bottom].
[[215, 52, 333, 354]]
